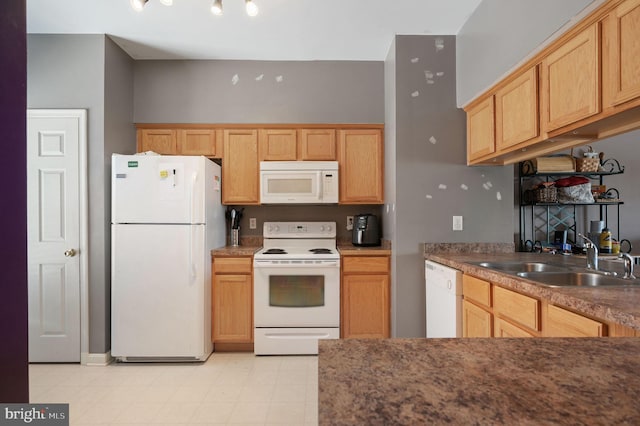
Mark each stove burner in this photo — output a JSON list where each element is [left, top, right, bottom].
[[263, 248, 287, 255], [309, 248, 333, 254]]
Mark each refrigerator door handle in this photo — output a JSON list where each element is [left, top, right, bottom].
[[189, 225, 197, 285], [190, 171, 198, 224]]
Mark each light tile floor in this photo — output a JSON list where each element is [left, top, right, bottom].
[[29, 353, 318, 425]]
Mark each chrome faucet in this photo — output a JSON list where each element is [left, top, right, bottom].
[[619, 253, 636, 279], [578, 233, 598, 270]]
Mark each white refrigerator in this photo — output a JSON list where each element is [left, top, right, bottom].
[[111, 154, 225, 362]]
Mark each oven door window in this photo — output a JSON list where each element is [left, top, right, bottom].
[[269, 275, 324, 307]]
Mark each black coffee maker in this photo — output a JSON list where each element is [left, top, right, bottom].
[[352, 213, 381, 247]]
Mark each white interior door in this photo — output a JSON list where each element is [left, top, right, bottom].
[[27, 109, 87, 362]]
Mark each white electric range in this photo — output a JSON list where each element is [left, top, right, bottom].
[[253, 222, 340, 355]]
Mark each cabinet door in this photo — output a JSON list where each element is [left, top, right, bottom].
[[466, 96, 495, 162], [493, 286, 540, 331], [222, 129, 259, 205], [138, 129, 177, 154], [299, 129, 336, 160], [178, 129, 216, 156], [342, 274, 389, 338], [541, 23, 599, 131], [495, 66, 540, 150], [259, 129, 297, 161], [462, 300, 492, 337], [604, 0, 640, 107], [337, 129, 384, 204], [462, 275, 491, 308], [546, 304, 605, 337], [212, 274, 253, 343], [494, 317, 534, 338]]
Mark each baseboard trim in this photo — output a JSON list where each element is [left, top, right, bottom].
[[81, 351, 113, 366]]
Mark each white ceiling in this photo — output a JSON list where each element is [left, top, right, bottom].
[[27, 0, 483, 61]]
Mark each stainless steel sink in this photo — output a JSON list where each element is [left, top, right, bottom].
[[516, 271, 633, 288], [474, 262, 566, 273]]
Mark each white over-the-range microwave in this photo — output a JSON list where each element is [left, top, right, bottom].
[[259, 161, 338, 204]]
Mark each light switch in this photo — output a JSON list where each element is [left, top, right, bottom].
[[453, 216, 463, 231]]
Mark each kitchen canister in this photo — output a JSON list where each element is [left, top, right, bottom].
[[589, 220, 605, 244], [230, 228, 239, 247], [599, 228, 612, 254]]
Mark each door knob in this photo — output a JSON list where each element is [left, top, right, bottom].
[[64, 248, 77, 257]]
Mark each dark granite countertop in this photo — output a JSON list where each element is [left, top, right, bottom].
[[211, 246, 261, 257], [425, 252, 640, 331], [319, 337, 640, 425]]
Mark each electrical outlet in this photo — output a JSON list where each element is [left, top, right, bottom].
[[249, 218, 257, 229], [453, 216, 463, 231], [346, 216, 354, 231]]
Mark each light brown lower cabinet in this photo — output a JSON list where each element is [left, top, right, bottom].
[[546, 304, 605, 337], [341, 255, 390, 338], [462, 300, 492, 338], [212, 256, 253, 350], [494, 317, 535, 338], [461, 273, 635, 338]]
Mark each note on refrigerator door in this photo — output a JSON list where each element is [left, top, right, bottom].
[[214, 175, 221, 192], [158, 163, 184, 200]]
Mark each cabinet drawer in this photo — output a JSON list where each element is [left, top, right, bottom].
[[342, 256, 389, 273], [493, 286, 540, 331], [546, 305, 605, 337], [462, 275, 491, 307], [494, 317, 535, 338], [213, 257, 252, 274]]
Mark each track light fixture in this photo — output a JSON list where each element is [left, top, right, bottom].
[[130, 0, 148, 12], [211, 0, 223, 15], [130, 0, 258, 16], [245, 0, 259, 17]]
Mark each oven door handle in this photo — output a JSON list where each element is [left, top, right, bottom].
[[253, 260, 340, 268]]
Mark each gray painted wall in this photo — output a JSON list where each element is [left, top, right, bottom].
[[103, 37, 136, 350], [387, 35, 513, 338], [456, 0, 595, 107], [134, 60, 384, 123], [562, 131, 640, 252], [133, 59, 386, 242], [27, 34, 135, 353], [384, 39, 398, 335], [458, 0, 640, 255]]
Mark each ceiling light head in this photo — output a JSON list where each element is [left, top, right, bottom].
[[211, 0, 223, 16], [159, 0, 173, 5], [130, 0, 148, 12], [245, 0, 258, 17]]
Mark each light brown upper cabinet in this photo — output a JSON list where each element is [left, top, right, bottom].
[[603, 0, 640, 108], [337, 129, 384, 204], [466, 96, 495, 163], [178, 129, 217, 156], [222, 129, 259, 205], [495, 66, 540, 150], [299, 128, 337, 160], [259, 129, 297, 161], [137, 128, 177, 154], [541, 23, 600, 132]]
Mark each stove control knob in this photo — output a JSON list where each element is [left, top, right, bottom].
[[320, 225, 325, 232], [274, 225, 280, 232], [326, 225, 332, 232]]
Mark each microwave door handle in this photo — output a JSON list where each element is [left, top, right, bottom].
[[317, 171, 323, 201]]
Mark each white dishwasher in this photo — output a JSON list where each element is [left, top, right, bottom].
[[425, 260, 463, 338]]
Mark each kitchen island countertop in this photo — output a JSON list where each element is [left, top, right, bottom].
[[319, 337, 640, 425]]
